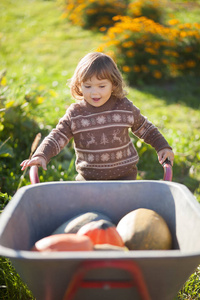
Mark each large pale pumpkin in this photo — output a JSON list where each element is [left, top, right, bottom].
[[52, 211, 111, 235], [117, 208, 172, 250], [77, 219, 124, 247]]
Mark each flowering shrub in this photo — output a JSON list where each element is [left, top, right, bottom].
[[62, 0, 127, 30], [167, 19, 200, 77], [98, 16, 200, 84], [128, 0, 166, 24]]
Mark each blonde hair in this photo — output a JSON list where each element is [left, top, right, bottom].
[[69, 52, 127, 100]]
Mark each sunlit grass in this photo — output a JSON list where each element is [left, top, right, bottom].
[[167, 1, 200, 23], [0, 0, 101, 124]]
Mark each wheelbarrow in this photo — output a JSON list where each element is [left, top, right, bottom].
[[0, 160, 200, 300]]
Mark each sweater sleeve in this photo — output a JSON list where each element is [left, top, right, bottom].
[[33, 111, 73, 163], [131, 105, 172, 152]]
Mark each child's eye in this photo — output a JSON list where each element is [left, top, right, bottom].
[[100, 86, 105, 88], [84, 85, 91, 88]]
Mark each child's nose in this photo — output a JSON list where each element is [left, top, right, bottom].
[[91, 87, 98, 95]]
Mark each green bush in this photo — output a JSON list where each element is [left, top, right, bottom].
[[168, 19, 200, 77], [0, 72, 75, 196], [0, 192, 11, 213], [128, 0, 166, 24], [61, 0, 127, 30], [0, 99, 44, 195]]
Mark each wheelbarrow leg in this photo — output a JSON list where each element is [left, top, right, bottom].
[[63, 260, 151, 300]]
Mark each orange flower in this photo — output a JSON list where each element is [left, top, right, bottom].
[[122, 41, 135, 48], [149, 59, 159, 65], [161, 59, 168, 64], [153, 70, 162, 78], [180, 31, 187, 38], [133, 65, 141, 72], [186, 60, 196, 68], [141, 65, 149, 73], [100, 27, 107, 32], [168, 19, 180, 26], [171, 51, 179, 57], [122, 65, 131, 72], [145, 47, 157, 55], [126, 50, 135, 57]]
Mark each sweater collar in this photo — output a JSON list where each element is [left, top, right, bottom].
[[80, 95, 118, 113]]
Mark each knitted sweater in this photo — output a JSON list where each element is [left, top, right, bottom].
[[33, 96, 172, 180]]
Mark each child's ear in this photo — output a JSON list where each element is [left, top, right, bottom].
[[112, 84, 117, 93]]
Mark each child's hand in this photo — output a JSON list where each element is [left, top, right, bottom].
[[20, 156, 47, 171], [157, 148, 174, 166]]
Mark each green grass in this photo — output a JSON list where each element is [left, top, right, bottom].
[[0, 257, 34, 299], [167, 0, 200, 23], [0, 0, 200, 299], [0, 0, 101, 125]]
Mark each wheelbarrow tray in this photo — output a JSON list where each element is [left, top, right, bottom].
[[0, 180, 200, 300]]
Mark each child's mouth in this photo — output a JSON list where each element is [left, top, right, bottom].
[[92, 98, 101, 102]]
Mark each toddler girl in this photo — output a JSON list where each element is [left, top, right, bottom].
[[21, 52, 174, 180]]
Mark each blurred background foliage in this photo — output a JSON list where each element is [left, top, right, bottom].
[[0, 0, 200, 299], [64, 0, 200, 84]]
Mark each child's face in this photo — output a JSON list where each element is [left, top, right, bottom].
[[81, 76, 113, 107]]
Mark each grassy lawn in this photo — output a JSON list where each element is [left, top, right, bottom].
[[0, 0, 200, 299], [0, 0, 101, 124]]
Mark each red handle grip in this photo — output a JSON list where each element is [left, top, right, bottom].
[[29, 166, 40, 184], [162, 158, 173, 181]]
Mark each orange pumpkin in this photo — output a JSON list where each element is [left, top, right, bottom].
[[77, 219, 124, 247], [31, 234, 94, 252]]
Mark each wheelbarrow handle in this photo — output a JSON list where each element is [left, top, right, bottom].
[[29, 159, 173, 184], [162, 158, 173, 181], [29, 166, 40, 184]]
